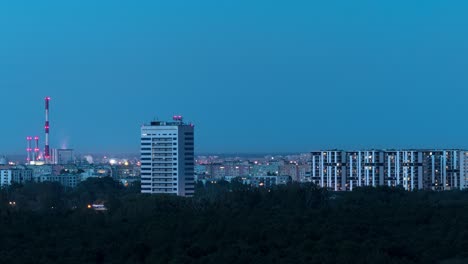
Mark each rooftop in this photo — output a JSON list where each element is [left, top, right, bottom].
[[144, 116, 194, 127]]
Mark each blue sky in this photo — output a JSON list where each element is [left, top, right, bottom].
[[1, 0, 468, 154]]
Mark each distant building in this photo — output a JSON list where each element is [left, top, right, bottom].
[[461, 152, 468, 190], [11, 168, 33, 184], [298, 164, 311, 182], [40, 174, 81, 188], [80, 167, 97, 181], [251, 175, 292, 187], [195, 164, 206, 174], [0, 170, 12, 187], [51, 149, 74, 164], [0, 166, 34, 186], [251, 163, 280, 177], [311, 151, 347, 191], [311, 149, 468, 191], [27, 165, 53, 182], [111, 165, 140, 180], [140, 116, 195, 196], [280, 163, 300, 182]]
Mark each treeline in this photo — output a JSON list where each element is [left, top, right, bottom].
[[0, 179, 467, 263]]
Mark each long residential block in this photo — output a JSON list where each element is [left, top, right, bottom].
[[310, 150, 468, 191]]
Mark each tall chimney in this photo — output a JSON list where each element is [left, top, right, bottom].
[[45, 97, 51, 161], [34, 136, 39, 161], [26, 136, 32, 163]]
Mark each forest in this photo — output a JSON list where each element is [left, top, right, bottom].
[[0, 178, 467, 264]]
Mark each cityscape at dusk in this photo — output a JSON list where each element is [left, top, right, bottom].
[[1, 1, 468, 263]]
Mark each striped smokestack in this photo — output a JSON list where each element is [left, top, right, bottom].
[[26, 136, 32, 162], [34, 136, 39, 161], [45, 97, 50, 161]]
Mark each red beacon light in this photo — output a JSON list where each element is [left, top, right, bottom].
[[173, 115, 183, 121]]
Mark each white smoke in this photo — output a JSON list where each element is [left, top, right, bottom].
[[84, 155, 94, 164]]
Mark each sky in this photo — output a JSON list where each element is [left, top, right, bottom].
[[1, 0, 468, 154]]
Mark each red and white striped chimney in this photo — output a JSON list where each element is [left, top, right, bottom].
[[45, 97, 51, 161], [34, 136, 39, 161], [26, 136, 32, 162]]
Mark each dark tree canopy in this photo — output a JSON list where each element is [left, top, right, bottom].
[[0, 179, 467, 264]]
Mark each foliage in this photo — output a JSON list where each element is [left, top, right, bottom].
[[0, 180, 467, 263]]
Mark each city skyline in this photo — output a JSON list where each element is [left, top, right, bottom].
[[2, 1, 468, 154], [2, 2, 468, 263]]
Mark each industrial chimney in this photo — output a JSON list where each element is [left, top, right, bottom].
[[44, 97, 51, 161]]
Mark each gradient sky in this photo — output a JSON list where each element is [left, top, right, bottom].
[[1, 0, 468, 154]]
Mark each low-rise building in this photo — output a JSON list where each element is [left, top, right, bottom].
[[251, 175, 292, 187], [11, 168, 33, 184], [0, 170, 12, 187], [40, 174, 81, 188]]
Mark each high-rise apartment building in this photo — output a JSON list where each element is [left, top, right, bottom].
[[460, 151, 468, 190], [347, 150, 385, 190], [140, 116, 195, 196], [309, 149, 467, 191], [383, 150, 424, 191], [311, 151, 347, 191]]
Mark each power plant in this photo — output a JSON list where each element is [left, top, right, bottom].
[[24, 97, 54, 165]]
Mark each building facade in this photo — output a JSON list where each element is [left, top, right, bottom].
[[140, 117, 195, 196], [251, 175, 292, 187], [0, 170, 12, 187], [40, 174, 80, 188], [311, 151, 347, 191], [310, 149, 467, 191], [51, 149, 75, 165], [11, 168, 33, 184]]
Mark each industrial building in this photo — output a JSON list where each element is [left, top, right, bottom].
[[51, 149, 75, 164], [140, 116, 195, 196]]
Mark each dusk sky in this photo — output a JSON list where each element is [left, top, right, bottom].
[[1, 0, 468, 154]]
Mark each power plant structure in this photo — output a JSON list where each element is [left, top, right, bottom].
[[26, 136, 32, 163], [24, 96, 75, 165], [34, 136, 39, 161], [44, 97, 51, 162], [24, 97, 53, 165]]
